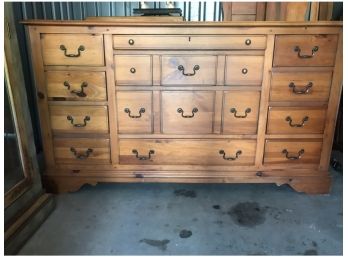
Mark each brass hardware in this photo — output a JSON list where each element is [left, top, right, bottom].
[[177, 107, 198, 118], [219, 150, 242, 161], [282, 149, 305, 160], [256, 171, 263, 177], [178, 65, 200, 76], [124, 108, 145, 118], [37, 92, 45, 99], [130, 67, 136, 74], [289, 82, 313, 94], [294, 45, 319, 58], [70, 147, 93, 160], [245, 39, 251, 45], [132, 149, 155, 160], [128, 39, 135, 45], [60, 44, 85, 57], [66, 115, 90, 127], [285, 116, 309, 127], [63, 81, 88, 97], [230, 107, 251, 118], [242, 68, 248, 74]]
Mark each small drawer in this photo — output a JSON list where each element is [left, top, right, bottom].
[[46, 71, 107, 101], [117, 91, 153, 134], [273, 35, 338, 67], [267, 107, 326, 134], [119, 139, 256, 165], [264, 139, 322, 165], [222, 91, 260, 134], [270, 71, 332, 102], [161, 56, 217, 85], [161, 91, 215, 134], [113, 35, 266, 50], [225, 56, 264, 85], [114, 55, 152, 85], [54, 138, 110, 164], [49, 105, 109, 134], [41, 34, 104, 66]]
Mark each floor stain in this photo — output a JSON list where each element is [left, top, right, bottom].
[[213, 205, 221, 209], [304, 249, 318, 255], [174, 189, 197, 198], [228, 202, 266, 227], [312, 241, 318, 247], [139, 239, 170, 251], [192, 217, 198, 222], [179, 229, 192, 238]]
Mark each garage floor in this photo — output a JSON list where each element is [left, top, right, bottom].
[[19, 167, 342, 255]]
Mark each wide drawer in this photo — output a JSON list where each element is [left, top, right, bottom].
[[114, 55, 152, 85], [46, 71, 107, 101], [54, 138, 110, 164], [161, 55, 217, 85], [113, 35, 266, 50], [225, 56, 264, 85], [270, 71, 332, 102], [49, 105, 109, 133], [267, 107, 326, 134], [222, 91, 260, 134], [161, 91, 215, 134], [119, 139, 256, 165], [264, 139, 322, 165], [41, 34, 104, 66], [117, 91, 153, 134], [273, 35, 338, 67]]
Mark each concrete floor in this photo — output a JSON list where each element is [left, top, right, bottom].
[[19, 167, 342, 255]]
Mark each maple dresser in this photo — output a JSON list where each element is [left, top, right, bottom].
[[23, 19, 342, 194]]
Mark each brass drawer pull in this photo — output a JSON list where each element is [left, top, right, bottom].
[[242, 68, 248, 74], [219, 150, 242, 161], [178, 65, 200, 76], [70, 147, 93, 160], [124, 108, 145, 118], [282, 149, 304, 160], [130, 67, 136, 73], [63, 81, 88, 97], [230, 107, 251, 118], [59, 45, 85, 57], [285, 116, 309, 127], [245, 39, 251, 45], [66, 115, 90, 127], [294, 45, 319, 59], [289, 82, 313, 94], [132, 149, 155, 161], [177, 107, 198, 118], [128, 39, 135, 45]]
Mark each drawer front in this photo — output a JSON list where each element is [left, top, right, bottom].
[[267, 107, 326, 134], [225, 56, 264, 85], [113, 35, 266, 50], [161, 56, 217, 85], [273, 35, 338, 67], [264, 139, 322, 165], [161, 91, 215, 134], [41, 34, 104, 66], [49, 105, 109, 133], [119, 139, 256, 165], [117, 91, 153, 134], [223, 91, 260, 134], [114, 55, 152, 85], [270, 71, 332, 102], [54, 138, 110, 164], [46, 71, 107, 101]]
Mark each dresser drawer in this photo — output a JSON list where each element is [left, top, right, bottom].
[[270, 71, 332, 102], [113, 35, 266, 50], [267, 107, 326, 134], [273, 35, 338, 67], [41, 34, 104, 66], [222, 91, 260, 134], [225, 56, 264, 85], [46, 71, 107, 101], [49, 105, 109, 133], [54, 138, 110, 164], [114, 55, 152, 85], [119, 139, 256, 165], [161, 56, 217, 85], [161, 91, 215, 134], [264, 139, 322, 165], [117, 91, 153, 134]]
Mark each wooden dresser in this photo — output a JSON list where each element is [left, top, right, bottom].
[[23, 20, 342, 194]]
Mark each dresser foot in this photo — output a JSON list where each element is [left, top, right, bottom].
[[43, 176, 97, 193], [288, 176, 331, 194]]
